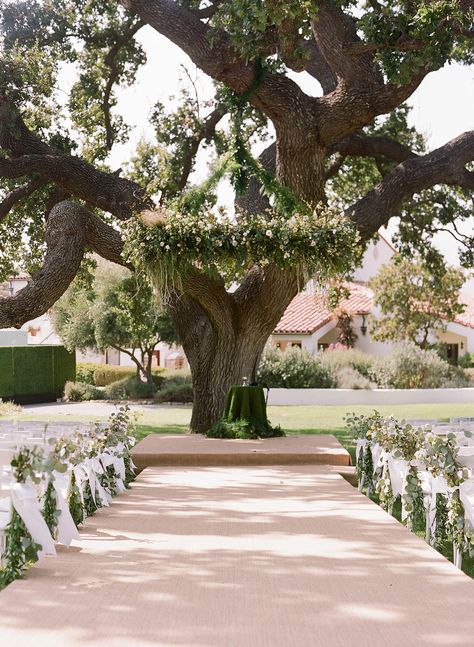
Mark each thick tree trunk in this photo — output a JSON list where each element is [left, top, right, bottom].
[[187, 330, 265, 434], [168, 129, 325, 433]]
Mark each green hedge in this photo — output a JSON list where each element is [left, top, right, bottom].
[[0, 345, 76, 403]]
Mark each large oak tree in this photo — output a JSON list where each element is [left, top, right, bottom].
[[0, 0, 473, 431]]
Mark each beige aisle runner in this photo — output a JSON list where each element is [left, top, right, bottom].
[[1, 466, 474, 646]]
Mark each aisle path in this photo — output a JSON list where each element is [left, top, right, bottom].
[[1, 466, 474, 647]]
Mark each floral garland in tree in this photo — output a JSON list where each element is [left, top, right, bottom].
[[123, 150, 362, 303]]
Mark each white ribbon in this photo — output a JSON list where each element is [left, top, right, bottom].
[[83, 458, 110, 506], [10, 482, 56, 558], [51, 472, 80, 546], [355, 438, 366, 463], [459, 479, 474, 531], [371, 443, 383, 473]]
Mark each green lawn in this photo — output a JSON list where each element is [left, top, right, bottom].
[[5, 402, 474, 464]]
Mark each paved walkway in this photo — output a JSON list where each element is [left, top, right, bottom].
[[1, 466, 474, 646]]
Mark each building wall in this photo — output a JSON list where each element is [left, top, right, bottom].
[[353, 236, 395, 282], [0, 330, 28, 346]]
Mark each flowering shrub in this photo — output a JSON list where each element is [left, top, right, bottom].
[[320, 347, 373, 380], [370, 341, 469, 388], [124, 205, 361, 301], [257, 346, 335, 388], [332, 366, 375, 389]]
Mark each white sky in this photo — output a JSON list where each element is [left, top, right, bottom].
[[96, 27, 474, 268]]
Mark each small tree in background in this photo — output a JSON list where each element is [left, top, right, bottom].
[[369, 257, 465, 348], [52, 262, 179, 384]]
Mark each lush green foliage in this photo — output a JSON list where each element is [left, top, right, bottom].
[[370, 342, 469, 389], [258, 347, 335, 389], [369, 256, 466, 347], [76, 363, 103, 385], [208, 417, 284, 440], [52, 261, 178, 383], [63, 381, 104, 402], [92, 366, 159, 387], [320, 348, 374, 378], [104, 376, 156, 401], [154, 383, 194, 404]]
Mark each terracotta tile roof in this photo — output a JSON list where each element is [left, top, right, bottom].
[[274, 283, 373, 334], [456, 292, 474, 330]]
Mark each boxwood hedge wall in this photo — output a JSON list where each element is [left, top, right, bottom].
[[0, 345, 76, 404]]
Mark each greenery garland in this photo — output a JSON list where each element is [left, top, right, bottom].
[[402, 465, 425, 531], [68, 472, 84, 528], [0, 447, 45, 587], [0, 509, 41, 588], [207, 417, 284, 440], [124, 455, 135, 487], [0, 406, 136, 587], [376, 460, 396, 515], [42, 480, 60, 539], [83, 481, 98, 518]]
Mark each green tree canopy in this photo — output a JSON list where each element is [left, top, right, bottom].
[[52, 261, 179, 383], [369, 256, 466, 348]]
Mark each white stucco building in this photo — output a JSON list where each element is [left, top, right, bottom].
[[270, 236, 474, 361]]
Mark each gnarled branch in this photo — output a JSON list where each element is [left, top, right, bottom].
[[0, 201, 128, 329], [0, 98, 151, 219], [0, 177, 46, 223], [347, 131, 474, 236]]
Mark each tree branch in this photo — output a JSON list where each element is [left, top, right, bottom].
[[0, 177, 46, 223], [180, 268, 238, 336], [0, 98, 151, 218], [330, 132, 418, 164], [102, 18, 145, 150], [0, 201, 129, 329], [347, 131, 474, 236], [120, 0, 315, 125], [175, 105, 225, 194]]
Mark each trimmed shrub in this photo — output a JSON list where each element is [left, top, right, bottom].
[[154, 383, 194, 403], [334, 366, 375, 390], [94, 366, 139, 386], [104, 377, 156, 400], [94, 365, 164, 387], [320, 347, 373, 378], [64, 381, 104, 402], [0, 345, 75, 403], [76, 363, 102, 385], [370, 342, 470, 389], [258, 347, 335, 388], [465, 368, 474, 384]]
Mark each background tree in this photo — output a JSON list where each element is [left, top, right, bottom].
[[52, 262, 179, 384], [0, 1, 473, 431], [369, 257, 466, 348]]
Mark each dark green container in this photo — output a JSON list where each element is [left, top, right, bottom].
[[0, 345, 76, 404]]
